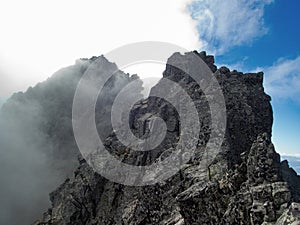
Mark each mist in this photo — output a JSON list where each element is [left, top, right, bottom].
[[0, 56, 143, 224], [0, 99, 67, 224], [0, 97, 7, 108], [0, 63, 83, 224]]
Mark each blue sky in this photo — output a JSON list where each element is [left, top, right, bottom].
[[189, 0, 300, 164], [214, 0, 300, 68]]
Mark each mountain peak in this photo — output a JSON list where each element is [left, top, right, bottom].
[[30, 51, 300, 225]]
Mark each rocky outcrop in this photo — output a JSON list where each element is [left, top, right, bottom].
[[33, 51, 300, 225], [274, 202, 300, 225]]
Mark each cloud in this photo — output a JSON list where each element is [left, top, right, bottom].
[[280, 153, 300, 158], [260, 56, 300, 102], [0, 0, 200, 97], [188, 0, 273, 54], [0, 97, 7, 108]]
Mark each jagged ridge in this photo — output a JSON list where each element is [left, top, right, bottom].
[[33, 51, 300, 225]]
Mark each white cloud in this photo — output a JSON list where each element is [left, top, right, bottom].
[[2, 0, 298, 105], [260, 56, 300, 102], [188, 0, 273, 54], [280, 153, 300, 158], [0, 0, 201, 96]]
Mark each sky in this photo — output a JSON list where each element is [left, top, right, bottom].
[[0, 0, 299, 162]]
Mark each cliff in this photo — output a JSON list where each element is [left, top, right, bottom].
[[33, 51, 300, 225]]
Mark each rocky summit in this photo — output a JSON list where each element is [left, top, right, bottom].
[[33, 51, 300, 225]]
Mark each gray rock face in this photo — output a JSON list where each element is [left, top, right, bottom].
[[34, 51, 300, 225], [274, 202, 300, 225]]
